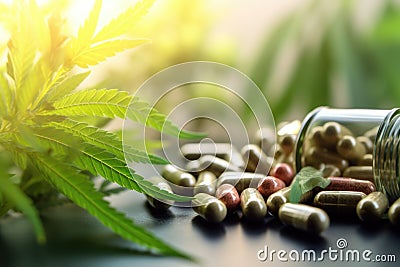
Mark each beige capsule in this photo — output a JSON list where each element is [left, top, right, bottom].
[[308, 126, 325, 148], [358, 154, 373, 166], [240, 188, 267, 222], [222, 147, 246, 170], [356, 192, 389, 222], [241, 144, 273, 174], [356, 136, 374, 154], [337, 135, 366, 163], [216, 172, 266, 193], [320, 164, 341, 178], [278, 203, 330, 234], [388, 197, 400, 225], [192, 193, 227, 223], [343, 166, 374, 183], [322, 122, 353, 149], [193, 171, 217, 196], [255, 127, 276, 154], [198, 155, 242, 176], [180, 142, 232, 160], [162, 164, 196, 187], [313, 191, 367, 216], [146, 176, 174, 210], [364, 126, 379, 142], [266, 187, 314, 216], [279, 134, 296, 156], [305, 146, 349, 171]]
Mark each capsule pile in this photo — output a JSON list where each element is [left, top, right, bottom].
[[145, 121, 400, 234]]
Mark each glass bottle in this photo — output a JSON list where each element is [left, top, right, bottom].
[[294, 107, 400, 202]]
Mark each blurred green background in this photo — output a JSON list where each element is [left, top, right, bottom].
[[75, 0, 400, 128]]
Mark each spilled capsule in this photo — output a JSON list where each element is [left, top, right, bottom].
[[215, 184, 241, 212], [192, 193, 227, 223], [314, 191, 366, 216], [146, 176, 174, 210], [194, 171, 217, 196], [356, 192, 389, 222], [162, 164, 196, 187], [278, 203, 330, 234], [240, 188, 267, 222], [389, 197, 400, 225]]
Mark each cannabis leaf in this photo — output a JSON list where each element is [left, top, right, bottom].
[[0, 0, 201, 258]]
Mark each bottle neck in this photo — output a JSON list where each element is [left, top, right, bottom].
[[374, 108, 400, 203]]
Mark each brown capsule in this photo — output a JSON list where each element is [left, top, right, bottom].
[[325, 177, 376, 195], [279, 134, 296, 155], [162, 164, 196, 187], [198, 155, 242, 176], [320, 164, 341, 178], [388, 197, 400, 225], [216, 172, 266, 193], [215, 184, 241, 212], [356, 192, 389, 222], [356, 136, 373, 154], [241, 144, 273, 174], [358, 154, 373, 166], [146, 176, 174, 210], [278, 203, 330, 234], [343, 166, 374, 183], [270, 163, 295, 185], [194, 171, 217, 196], [337, 135, 366, 163], [309, 126, 325, 148], [305, 146, 349, 171], [257, 176, 286, 200], [322, 122, 352, 149], [313, 191, 367, 216]]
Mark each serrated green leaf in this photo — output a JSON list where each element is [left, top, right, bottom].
[[0, 173, 46, 244], [46, 71, 90, 102], [73, 39, 149, 68], [32, 127, 191, 202], [92, 0, 155, 43], [28, 153, 191, 259], [40, 88, 205, 139], [289, 166, 331, 203], [77, 0, 102, 45], [49, 119, 168, 164]]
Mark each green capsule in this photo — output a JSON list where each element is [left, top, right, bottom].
[[388, 197, 400, 225], [241, 144, 273, 174], [199, 155, 242, 176], [356, 192, 388, 222], [216, 172, 266, 193], [240, 188, 267, 222], [278, 203, 330, 234], [192, 193, 227, 223], [194, 171, 217, 196], [314, 191, 366, 216], [162, 164, 196, 187], [266, 187, 289, 216], [146, 177, 174, 210]]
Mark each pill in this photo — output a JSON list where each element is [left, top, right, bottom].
[[278, 203, 330, 234], [270, 163, 295, 185], [222, 147, 246, 169], [215, 184, 241, 212], [364, 126, 379, 142], [241, 144, 273, 174], [180, 142, 231, 160], [146, 176, 174, 210], [192, 193, 227, 223], [309, 126, 325, 148], [358, 154, 373, 166], [240, 188, 267, 222], [322, 122, 352, 149], [277, 120, 301, 136], [325, 177, 376, 195], [198, 155, 242, 176], [194, 171, 217, 196], [388, 197, 400, 225], [343, 166, 374, 183], [266, 187, 289, 216], [216, 172, 266, 193], [337, 135, 366, 163], [279, 134, 296, 155], [185, 160, 201, 173], [319, 164, 341, 178], [255, 127, 276, 154], [266, 187, 314, 216], [356, 192, 389, 222], [305, 146, 349, 171], [162, 164, 196, 187], [356, 136, 373, 154], [313, 191, 367, 216], [257, 176, 286, 199]]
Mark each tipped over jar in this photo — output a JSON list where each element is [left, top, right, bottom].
[[295, 107, 400, 203]]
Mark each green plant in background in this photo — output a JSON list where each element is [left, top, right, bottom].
[[0, 0, 201, 259], [249, 0, 400, 121]]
